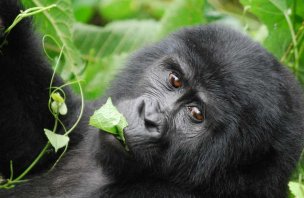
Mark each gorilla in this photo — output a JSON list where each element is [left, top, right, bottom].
[[0, 0, 304, 197]]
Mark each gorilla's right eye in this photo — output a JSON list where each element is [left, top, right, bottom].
[[169, 72, 182, 88], [187, 106, 204, 122]]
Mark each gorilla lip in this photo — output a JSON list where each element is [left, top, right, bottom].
[[104, 132, 128, 152]]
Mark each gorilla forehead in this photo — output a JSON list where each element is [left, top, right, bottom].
[[115, 25, 281, 97], [163, 25, 286, 108], [165, 25, 276, 84]]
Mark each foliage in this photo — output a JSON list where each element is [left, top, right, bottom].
[[44, 129, 70, 153], [73, 21, 159, 98], [5, 0, 304, 195], [22, 0, 84, 76], [240, 0, 304, 82], [289, 181, 304, 198], [20, 0, 304, 94], [1, 27, 83, 188], [22, 0, 206, 99], [90, 97, 128, 144]]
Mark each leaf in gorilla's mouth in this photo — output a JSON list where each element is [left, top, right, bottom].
[[89, 97, 128, 147]]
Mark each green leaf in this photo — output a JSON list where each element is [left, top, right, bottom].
[[80, 54, 128, 99], [74, 20, 159, 60], [72, 0, 98, 22], [73, 21, 159, 99], [44, 129, 69, 152], [240, 0, 291, 58], [289, 181, 304, 198], [22, 0, 84, 76], [295, 0, 304, 19], [98, 0, 171, 21], [89, 98, 121, 134], [158, 0, 205, 37], [99, 0, 137, 21], [89, 98, 128, 143], [268, 0, 288, 12]]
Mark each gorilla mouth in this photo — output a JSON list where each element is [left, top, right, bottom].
[[104, 132, 128, 151]]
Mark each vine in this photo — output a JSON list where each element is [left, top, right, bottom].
[[0, 5, 84, 189]]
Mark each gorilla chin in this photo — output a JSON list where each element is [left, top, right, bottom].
[[0, 1, 304, 197]]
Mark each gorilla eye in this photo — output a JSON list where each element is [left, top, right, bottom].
[[169, 72, 182, 88], [187, 106, 204, 122]]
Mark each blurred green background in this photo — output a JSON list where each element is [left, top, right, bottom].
[[21, 0, 304, 196], [23, 0, 304, 99]]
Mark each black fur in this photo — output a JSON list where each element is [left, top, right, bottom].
[[0, 0, 304, 197]]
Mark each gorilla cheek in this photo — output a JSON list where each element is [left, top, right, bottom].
[[167, 111, 202, 147]]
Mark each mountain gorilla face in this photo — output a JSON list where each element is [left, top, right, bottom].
[[110, 25, 304, 189]]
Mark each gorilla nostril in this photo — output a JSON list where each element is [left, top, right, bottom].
[[144, 111, 160, 124], [144, 119, 158, 133]]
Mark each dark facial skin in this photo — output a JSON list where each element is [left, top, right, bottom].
[[114, 55, 209, 166]]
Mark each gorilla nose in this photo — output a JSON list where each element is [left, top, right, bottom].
[[141, 98, 162, 132]]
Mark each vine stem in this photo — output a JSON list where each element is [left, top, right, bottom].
[[0, 3, 84, 189], [0, 115, 59, 188], [280, 22, 304, 63], [14, 142, 51, 182], [65, 78, 84, 136], [0, 143, 51, 189], [4, 5, 56, 35], [284, 10, 299, 75]]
